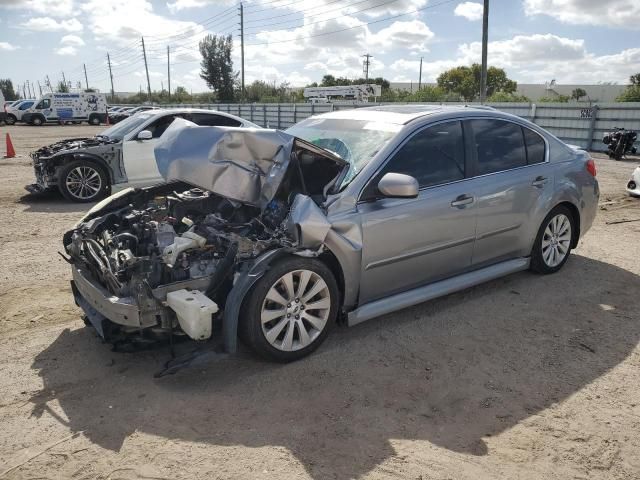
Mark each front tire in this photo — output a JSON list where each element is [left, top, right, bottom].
[[240, 257, 339, 362], [57, 160, 109, 203], [530, 205, 575, 274], [5, 114, 16, 125]]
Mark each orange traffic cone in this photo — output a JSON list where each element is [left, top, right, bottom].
[[4, 133, 15, 158]]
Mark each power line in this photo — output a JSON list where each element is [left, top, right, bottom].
[[243, 0, 345, 24], [246, 0, 457, 46], [244, 0, 403, 34]]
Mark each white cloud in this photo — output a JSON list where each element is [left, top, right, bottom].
[[454, 2, 483, 21], [167, 0, 234, 13], [262, 0, 428, 19], [79, 0, 206, 47], [386, 34, 640, 85], [458, 34, 586, 64], [524, 0, 640, 29], [55, 45, 78, 56], [0, 0, 75, 17], [60, 34, 85, 47], [21, 17, 83, 32], [0, 42, 19, 51], [370, 20, 434, 52]]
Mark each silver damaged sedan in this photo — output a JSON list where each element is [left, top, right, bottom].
[[64, 105, 599, 363]]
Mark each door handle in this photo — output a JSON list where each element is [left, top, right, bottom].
[[532, 176, 548, 188], [451, 194, 474, 208]]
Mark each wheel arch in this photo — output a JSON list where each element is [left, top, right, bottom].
[[555, 200, 581, 248], [53, 153, 114, 184]]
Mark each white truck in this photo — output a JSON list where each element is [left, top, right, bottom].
[[303, 84, 382, 103], [22, 92, 108, 126]]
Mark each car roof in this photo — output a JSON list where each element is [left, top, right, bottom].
[[131, 107, 260, 127], [315, 104, 498, 125]]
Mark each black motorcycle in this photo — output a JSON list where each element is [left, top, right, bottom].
[[603, 127, 637, 160]]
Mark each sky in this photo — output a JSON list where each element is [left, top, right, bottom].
[[0, 0, 639, 96]]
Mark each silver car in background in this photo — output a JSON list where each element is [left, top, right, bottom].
[[65, 105, 599, 363]]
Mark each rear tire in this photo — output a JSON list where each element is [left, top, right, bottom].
[[57, 160, 109, 203], [239, 257, 339, 362], [89, 114, 101, 126], [31, 115, 44, 126], [530, 205, 575, 274]]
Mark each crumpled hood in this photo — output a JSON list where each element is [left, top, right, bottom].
[[154, 118, 348, 209], [32, 136, 118, 159]]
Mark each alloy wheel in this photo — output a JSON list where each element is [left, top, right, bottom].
[[541, 213, 572, 268], [260, 269, 331, 352], [65, 166, 102, 201]]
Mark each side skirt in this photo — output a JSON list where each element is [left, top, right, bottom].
[[347, 257, 530, 327]]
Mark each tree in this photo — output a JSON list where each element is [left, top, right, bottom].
[[56, 81, 69, 93], [0, 79, 17, 100], [617, 85, 640, 102], [437, 64, 517, 101], [571, 88, 587, 101], [199, 34, 236, 102], [487, 91, 530, 102], [617, 73, 640, 102], [538, 95, 570, 103]]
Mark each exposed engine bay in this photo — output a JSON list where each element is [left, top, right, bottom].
[[63, 126, 347, 353]]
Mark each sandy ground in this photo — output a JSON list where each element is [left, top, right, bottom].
[[0, 124, 639, 480]]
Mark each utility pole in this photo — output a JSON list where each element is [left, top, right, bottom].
[[480, 0, 489, 103], [26, 80, 31, 98], [239, 2, 245, 99], [61, 71, 67, 89], [167, 45, 171, 100], [141, 36, 152, 100], [83, 63, 89, 90], [107, 53, 115, 100], [37, 81, 43, 96], [45, 75, 52, 93], [22, 84, 26, 98], [418, 57, 423, 90], [362, 53, 372, 81]]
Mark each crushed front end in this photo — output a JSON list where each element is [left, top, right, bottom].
[[65, 183, 293, 348], [63, 122, 348, 352]]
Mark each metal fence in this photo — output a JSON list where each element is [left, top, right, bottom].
[[164, 101, 640, 152]]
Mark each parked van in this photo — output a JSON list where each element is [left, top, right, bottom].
[[5, 99, 35, 125], [22, 92, 107, 126]]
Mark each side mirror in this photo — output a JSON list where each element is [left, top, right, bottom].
[[137, 130, 153, 141], [377, 172, 419, 198]]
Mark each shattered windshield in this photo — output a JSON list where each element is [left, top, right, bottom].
[[286, 117, 400, 187], [98, 112, 155, 141]]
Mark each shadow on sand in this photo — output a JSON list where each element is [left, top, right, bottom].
[[30, 255, 640, 478], [18, 190, 95, 214]]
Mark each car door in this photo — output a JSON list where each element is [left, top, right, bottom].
[[357, 120, 478, 303], [467, 118, 552, 266], [121, 114, 180, 187]]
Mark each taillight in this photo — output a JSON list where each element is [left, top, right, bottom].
[[586, 158, 597, 177]]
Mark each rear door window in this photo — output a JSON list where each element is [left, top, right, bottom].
[[524, 127, 546, 164], [470, 119, 526, 175]]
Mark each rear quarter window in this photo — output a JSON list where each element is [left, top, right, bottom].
[[524, 127, 546, 164]]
